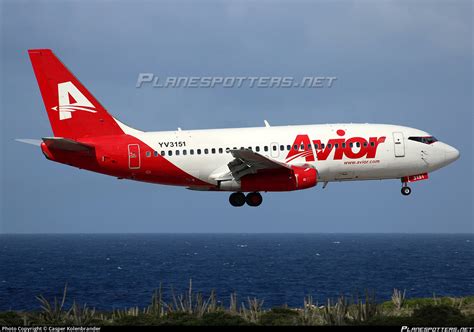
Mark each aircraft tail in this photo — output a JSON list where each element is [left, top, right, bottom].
[[28, 49, 124, 139]]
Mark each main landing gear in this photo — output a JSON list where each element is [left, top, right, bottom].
[[401, 183, 412, 196], [229, 192, 263, 207]]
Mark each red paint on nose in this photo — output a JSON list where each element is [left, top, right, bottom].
[[337, 129, 345, 136]]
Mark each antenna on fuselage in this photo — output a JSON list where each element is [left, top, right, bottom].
[[264, 120, 270, 128]]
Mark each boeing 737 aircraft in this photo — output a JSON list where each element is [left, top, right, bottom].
[[19, 49, 460, 207]]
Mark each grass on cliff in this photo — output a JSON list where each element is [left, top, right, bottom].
[[1, 281, 473, 326]]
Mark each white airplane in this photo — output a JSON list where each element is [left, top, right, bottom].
[[20, 49, 460, 207]]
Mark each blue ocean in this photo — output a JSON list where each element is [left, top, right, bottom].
[[1, 234, 473, 311]]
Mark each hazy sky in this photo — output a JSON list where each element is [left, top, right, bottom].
[[1, 0, 472, 233]]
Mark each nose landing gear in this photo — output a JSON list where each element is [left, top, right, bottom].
[[401, 184, 411, 196], [229, 192, 263, 207]]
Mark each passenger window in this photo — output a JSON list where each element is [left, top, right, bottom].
[[168, 151, 172, 156], [280, 145, 284, 151], [248, 147, 252, 150], [321, 144, 325, 149], [273, 145, 277, 151], [314, 144, 319, 149], [204, 148, 209, 154], [356, 142, 360, 148], [342, 143, 346, 148], [327, 144, 332, 148], [370, 142, 375, 147], [335, 144, 339, 149], [300, 144, 304, 150], [190, 149, 194, 155], [307, 144, 312, 150], [176, 150, 180, 156], [146, 151, 151, 157], [183, 150, 187, 155], [363, 142, 368, 147], [293, 145, 298, 151], [197, 149, 201, 155], [264, 146, 269, 152], [160, 151, 165, 156], [286, 145, 291, 150], [211, 148, 216, 154], [349, 143, 353, 148], [226, 148, 230, 153], [219, 148, 223, 154], [255, 146, 260, 152], [154, 151, 158, 157]]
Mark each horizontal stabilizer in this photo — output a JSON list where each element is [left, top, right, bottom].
[[15, 138, 42, 146], [42, 137, 94, 152]]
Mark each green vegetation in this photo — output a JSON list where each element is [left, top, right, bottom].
[[1, 283, 473, 326]]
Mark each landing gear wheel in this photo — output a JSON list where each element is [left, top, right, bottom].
[[246, 192, 263, 207], [401, 186, 411, 196], [229, 192, 246, 207]]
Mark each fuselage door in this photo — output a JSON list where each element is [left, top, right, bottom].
[[393, 132, 405, 157], [128, 144, 141, 169]]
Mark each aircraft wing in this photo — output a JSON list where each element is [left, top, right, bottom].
[[227, 149, 291, 180]]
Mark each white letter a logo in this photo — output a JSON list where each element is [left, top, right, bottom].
[[52, 81, 97, 120]]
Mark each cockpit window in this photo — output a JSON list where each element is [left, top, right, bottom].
[[408, 136, 438, 144]]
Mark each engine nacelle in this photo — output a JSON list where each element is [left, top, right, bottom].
[[240, 166, 317, 192], [291, 165, 318, 190]]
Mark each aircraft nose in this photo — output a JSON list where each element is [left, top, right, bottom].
[[445, 145, 460, 163]]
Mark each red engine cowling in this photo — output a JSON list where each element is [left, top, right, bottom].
[[240, 166, 317, 192]]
